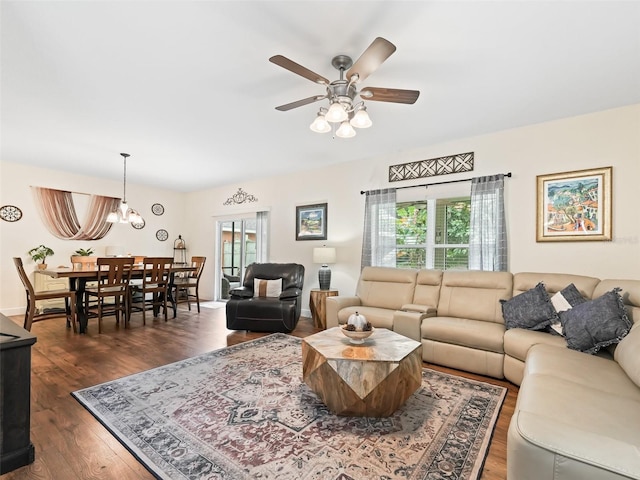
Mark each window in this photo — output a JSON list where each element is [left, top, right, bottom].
[[396, 197, 471, 270]]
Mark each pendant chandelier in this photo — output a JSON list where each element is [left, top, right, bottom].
[[107, 153, 143, 224]]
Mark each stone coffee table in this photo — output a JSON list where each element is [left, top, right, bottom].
[[302, 327, 422, 417]]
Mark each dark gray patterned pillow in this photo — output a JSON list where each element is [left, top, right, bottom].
[[548, 283, 589, 335], [558, 283, 588, 307], [501, 282, 558, 331], [560, 288, 632, 354]]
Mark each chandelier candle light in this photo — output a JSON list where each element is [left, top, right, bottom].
[[107, 153, 143, 224], [313, 246, 336, 290]]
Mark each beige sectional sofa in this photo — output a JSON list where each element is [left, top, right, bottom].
[[326, 266, 640, 480]]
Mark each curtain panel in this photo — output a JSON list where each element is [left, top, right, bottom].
[[468, 175, 508, 271], [31, 187, 120, 240], [361, 188, 397, 269]]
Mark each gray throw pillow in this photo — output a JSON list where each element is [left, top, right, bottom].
[[558, 283, 588, 307], [548, 283, 589, 335], [560, 288, 632, 354], [501, 282, 558, 331]]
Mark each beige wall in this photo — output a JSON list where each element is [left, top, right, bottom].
[[183, 104, 640, 308], [0, 162, 185, 314], [2, 104, 639, 315]]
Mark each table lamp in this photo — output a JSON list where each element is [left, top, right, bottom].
[[313, 246, 336, 290]]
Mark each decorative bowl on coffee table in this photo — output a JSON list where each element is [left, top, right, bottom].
[[341, 326, 374, 344]]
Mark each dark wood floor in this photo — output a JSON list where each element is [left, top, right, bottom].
[[2, 305, 517, 479]]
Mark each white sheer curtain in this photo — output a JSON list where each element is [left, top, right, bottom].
[[468, 175, 508, 271], [361, 188, 397, 269], [255, 211, 269, 262]]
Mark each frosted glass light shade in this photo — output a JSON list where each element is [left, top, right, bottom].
[[336, 121, 356, 138], [350, 108, 372, 128], [325, 102, 348, 123], [310, 113, 331, 133]]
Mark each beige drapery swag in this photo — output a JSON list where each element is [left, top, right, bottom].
[[31, 187, 121, 240]]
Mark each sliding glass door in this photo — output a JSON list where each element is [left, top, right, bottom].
[[217, 212, 268, 300]]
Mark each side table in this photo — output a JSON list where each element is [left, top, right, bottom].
[[309, 288, 338, 329]]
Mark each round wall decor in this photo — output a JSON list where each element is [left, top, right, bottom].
[[156, 229, 169, 241], [131, 218, 146, 230], [0, 205, 23, 222], [151, 203, 165, 216]]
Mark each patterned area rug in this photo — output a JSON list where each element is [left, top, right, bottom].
[[72, 334, 506, 480]]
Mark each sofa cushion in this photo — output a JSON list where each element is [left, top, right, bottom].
[[503, 328, 567, 362], [337, 306, 394, 330], [514, 374, 640, 479], [525, 344, 636, 400], [421, 316, 505, 353], [253, 278, 282, 297], [614, 323, 640, 388], [437, 270, 513, 323], [412, 269, 443, 307], [501, 282, 558, 331], [513, 272, 600, 298], [356, 266, 417, 310], [561, 288, 632, 354]]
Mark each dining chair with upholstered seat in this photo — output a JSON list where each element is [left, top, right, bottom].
[[84, 257, 134, 333], [129, 257, 173, 324], [13, 257, 77, 332], [172, 256, 206, 313]]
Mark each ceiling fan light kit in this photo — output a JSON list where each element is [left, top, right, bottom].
[[270, 37, 419, 139]]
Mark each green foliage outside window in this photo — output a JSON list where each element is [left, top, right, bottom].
[[396, 199, 471, 270]]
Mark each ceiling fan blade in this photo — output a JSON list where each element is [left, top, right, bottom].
[[346, 37, 396, 84], [360, 87, 420, 104], [275, 95, 327, 111], [269, 55, 330, 85]]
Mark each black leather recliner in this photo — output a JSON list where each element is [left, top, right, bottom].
[[226, 263, 305, 333]]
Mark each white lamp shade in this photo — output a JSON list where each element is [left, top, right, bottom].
[[310, 113, 331, 133], [325, 102, 348, 123], [313, 247, 336, 265], [105, 246, 125, 257], [350, 108, 372, 128], [336, 121, 356, 138]]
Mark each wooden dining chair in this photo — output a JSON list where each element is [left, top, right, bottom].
[[13, 257, 77, 332], [129, 257, 173, 324], [172, 256, 206, 313], [84, 257, 134, 333]]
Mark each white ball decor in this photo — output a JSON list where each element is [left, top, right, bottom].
[[342, 311, 374, 344]]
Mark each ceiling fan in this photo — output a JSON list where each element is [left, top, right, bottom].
[[269, 37, 420, 138]]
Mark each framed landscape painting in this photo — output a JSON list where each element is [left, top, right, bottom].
[[536, 166, 612, 242], [296, 203, 327, 241]]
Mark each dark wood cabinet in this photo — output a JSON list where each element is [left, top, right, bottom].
[[0, 314, 36, 474]]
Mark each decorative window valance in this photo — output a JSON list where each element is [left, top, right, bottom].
[[31, 187, 120, 240]]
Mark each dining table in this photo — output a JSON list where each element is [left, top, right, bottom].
[[38, 263, 197, 334]]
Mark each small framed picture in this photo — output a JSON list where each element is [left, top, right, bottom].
[[536, 166, 612, 242], [296, 203, 327, 241]]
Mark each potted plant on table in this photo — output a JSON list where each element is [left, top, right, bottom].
[[74, 248, 95, 256], [28, 245, 54, 270]]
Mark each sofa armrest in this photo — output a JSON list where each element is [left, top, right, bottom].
[[401, 303, 437, 317], [229, 286, 253, 299], [279, 288, 301, 300], [326, 296, 362, 329], [393, 310, 425, 342]]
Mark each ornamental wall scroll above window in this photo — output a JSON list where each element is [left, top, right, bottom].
[[389, 152, 474, 182], [223, 188, 258, 206]]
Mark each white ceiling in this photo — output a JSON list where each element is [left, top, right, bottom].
[[2, 1, 639, 192]]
